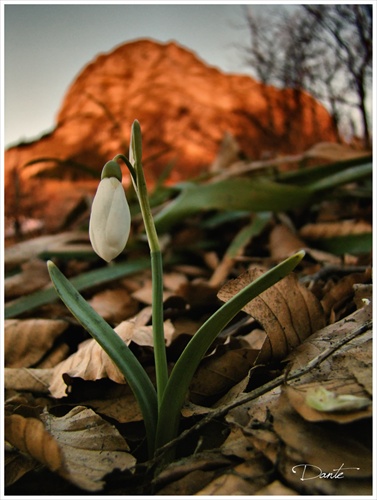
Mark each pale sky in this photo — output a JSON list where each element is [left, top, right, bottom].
[[3, 1, 287, 148]]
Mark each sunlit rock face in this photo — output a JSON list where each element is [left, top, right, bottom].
[[5, 38, 337, 185]]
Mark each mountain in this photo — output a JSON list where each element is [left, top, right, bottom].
[[5, 38, 337, 186]]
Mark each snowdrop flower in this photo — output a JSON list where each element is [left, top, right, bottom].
[[89, 161, 131, 262]]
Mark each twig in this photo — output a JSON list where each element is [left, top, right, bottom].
[[152, 317, 372, 465]]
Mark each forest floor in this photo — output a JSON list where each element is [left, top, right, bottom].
[[4, 142, 373, 496]]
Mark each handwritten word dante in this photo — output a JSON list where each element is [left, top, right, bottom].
[[292, 463, 360, 481]]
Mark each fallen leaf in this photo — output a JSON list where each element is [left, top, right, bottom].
[[83, 385, 143, 423], [255, 479, 298, 496], [305, 385, 370, 412], [196, 453, 270, 495], [153, 451, 232, 493], [49, 336, 126, 398], [269, 224, 307, 260], [4, 368, 53, 393], [5, 318, 69, 368], [40, 406, 136, 491], [157, 470, 215, 495], [284, 302, 372, 424], [218, 267, 326, 364], [299, 220, 372, 240], [48, 319, 173, 397], [4, 231, 85, 270], [285, 383, 371, 424], [88, 287, 139, 324], [4, 258, 51, 299], [189, 344, 259, 404], [303, 141, 371, 162], [320, 268, 371, 322], [273, 391, 372, 495], [5, 447, 39, 488], [5, 414, 65, 475]]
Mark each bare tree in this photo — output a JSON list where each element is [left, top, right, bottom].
[[304, 4, 372, 149], [242, 4, 372, 149]]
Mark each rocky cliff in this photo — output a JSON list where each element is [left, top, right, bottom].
[[5, 38, 337, 186]]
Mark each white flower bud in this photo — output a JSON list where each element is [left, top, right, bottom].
[[89, 177, 131, 262]]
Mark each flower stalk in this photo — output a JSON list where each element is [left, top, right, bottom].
[[115, 121, 168, 406], [47, 119, 306, 465]]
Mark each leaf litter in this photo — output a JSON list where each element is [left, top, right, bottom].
[[3, 145, 372, 495]]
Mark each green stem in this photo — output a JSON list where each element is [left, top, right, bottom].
[[155, 250, 305, 452], [135, 163, 168, 405], [151, 250, 168, 406], [116, 121, 168, 406]]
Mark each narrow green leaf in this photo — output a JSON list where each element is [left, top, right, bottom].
[[154, 178, 312, 232], [312, 233, 372, 255], [306, 162, 372, 192], [5, 258, 151, 318], [153, 157, 372, 233], [155, 250, 305, 451], [47, 261, 158, 456], [278, 155, 372, 186], [225, 212, 272, 259]]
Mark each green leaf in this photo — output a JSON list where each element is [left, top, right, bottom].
[[154, 178, 313, 232], [225, 212, 272, 259], [155, 250, 305, 452], [312, 233, 372, 255], [278, 155, 372, 187], [306, 162, 372, 192], [47, 261, 158, 457], [5, 258, 151, 318], [153, 157, 372, 233]]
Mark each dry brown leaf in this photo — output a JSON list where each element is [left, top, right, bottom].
[[49, 337, 126, 398], [269, 224, 307, 260], [176, 279, 219, 309], [301, 247, 341, 265], [88, 287, 139, 324], [5, 447, 40, 488], [195, 469, 255, 495], [273, 391, 372, 495], [285, 382, 371, 424], [157, 470, 215, 495], [40, 406, 136, 491], [4, 258, 51, 299], [84, 385, 143, 423], [353, 283, 372, 310], [283, 303, 372, 423], [4, 367, 53, 393], [299, 220, 372, 240], [131, 278, 171, 304], [189, 346, 259, 404], [163, 271, 189, 292], [321, 268, 371, 321], [5, 414, 65, 474], [49, 319, 173, 397], [5, 318, 69, 368], [225, 384, 282, 464], [303, 141, 370, 162], [221, 426, 255, 460], [196, 455, 270, 495], [218, 268, 326, 364], [4, 231, 85, 270], [221, 305, 372, 496], [36, 342, 71, 369], [344, 339, 372, 395], [255, 479, 299, 496], [154, 451, 231, 494]]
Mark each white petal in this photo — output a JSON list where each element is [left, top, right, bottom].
[[89, 178, 131, 262], [105, 182, 131, 252]]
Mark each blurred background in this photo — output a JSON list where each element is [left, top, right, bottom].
[[3, 2, 373, 238]]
